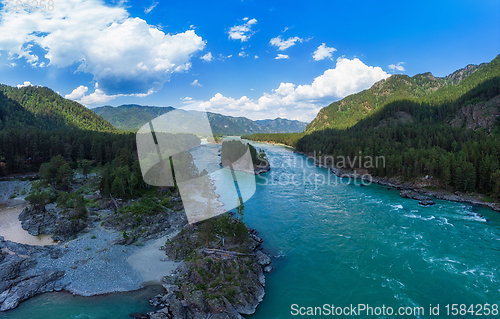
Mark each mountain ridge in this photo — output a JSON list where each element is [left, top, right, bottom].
[[306, 62, 484, 132], [0, 84, 116, 132], [92, 104, 307, 134]]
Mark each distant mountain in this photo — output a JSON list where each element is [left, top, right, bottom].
[[92, 104, 175, 132], [205, 112, 270, 135], [206, 113, 307, 134], [92, 104, 307, 134], [0, 84, 116, 132], [254, 118, 307, 133], [306, 64, 484, 132]]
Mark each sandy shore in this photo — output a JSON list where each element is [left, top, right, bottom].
[[27, 223, 182, 296], [127, 230, 181, 284]]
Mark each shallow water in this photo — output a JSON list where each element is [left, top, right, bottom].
[[3, 142, 500, 318], [0, 286, 162, 319], [0, 204, 54, 246]]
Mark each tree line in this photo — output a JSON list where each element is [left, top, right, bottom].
[[0, 128, 136, 176]]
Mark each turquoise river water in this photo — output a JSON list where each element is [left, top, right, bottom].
[[2, 142, 500, 318]]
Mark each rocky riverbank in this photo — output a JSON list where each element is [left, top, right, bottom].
[[19, 205, 87, 242], [298, 151, 500, 212], [220, 157, 271, 175], [0, 178, 189, 312], [0, 237, 65, 311], [253, 163, 271, 175], [0, 217, 186, 312], [145, 218, 271, 319]]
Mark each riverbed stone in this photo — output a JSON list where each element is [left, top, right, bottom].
[[255, 250, 271, 266], [399, 190, 435, 205]]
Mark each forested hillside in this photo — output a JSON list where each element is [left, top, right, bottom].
[[0, 83, 122, 176], [207, 112, 306, 134], [0, 84, 116, 132], [241, 132, 303, 147], [296, 55, 500, 198], [306, 63, 484, 132]]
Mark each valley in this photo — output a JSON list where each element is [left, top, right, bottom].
[[0, 11, 498, 317]]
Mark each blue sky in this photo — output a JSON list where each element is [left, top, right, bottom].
[[0, 0, 498, 122]]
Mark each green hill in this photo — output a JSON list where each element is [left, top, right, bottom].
[[0, 84, 116, 132], [0, 83, 126, 176], [92, 104, 307, 134], [306, 64, 484, 132]]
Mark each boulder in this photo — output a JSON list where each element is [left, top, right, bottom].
[[399, 190, 435, 206], [255, 251, 271, 266]]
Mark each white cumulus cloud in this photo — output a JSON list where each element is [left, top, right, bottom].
[[78, 88, 116, 105], [200, 93, 265, 112], [313, 43, 337, 61], [144, 1, 158, 14], [227, 18, 257, 42], [196, 58, 390, 122], [16, 81, 33, 88], [65, 85, 88, 100], [275, 54, 290, 60], [190, 79, 202, 87], [269, 36, 303, 51], [65, 82, 155, 106], [388, 62, 405, 72], [200, 52, 213, 62], [0, 0, 205, 95]]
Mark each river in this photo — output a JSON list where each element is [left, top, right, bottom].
[[2, 142, 500, 318]]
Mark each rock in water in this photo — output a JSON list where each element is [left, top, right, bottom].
[[399, 190, 435, 206], [419, 198, 435, 206], [255, 250, 271, 266]]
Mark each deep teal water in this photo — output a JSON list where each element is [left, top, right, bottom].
[[0, 286, 161, 319], [243, 143, 500, 318], [3, 143, 500, 318]]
